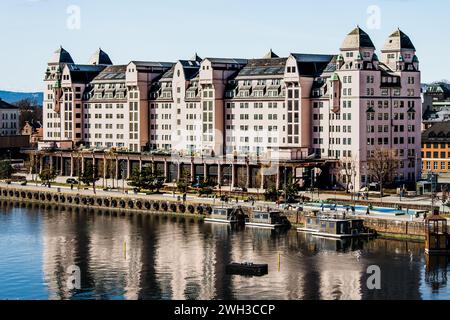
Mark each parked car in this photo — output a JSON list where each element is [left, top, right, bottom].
[[198, 187, 213, 196], [66, 178, 79, 185]]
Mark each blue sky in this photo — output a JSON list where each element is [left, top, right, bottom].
[[0, 0, 448, 91]]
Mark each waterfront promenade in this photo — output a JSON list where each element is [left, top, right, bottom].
[[0, 179, 437, 224]]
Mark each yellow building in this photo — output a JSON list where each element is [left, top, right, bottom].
[[422, 122, 450, 183]]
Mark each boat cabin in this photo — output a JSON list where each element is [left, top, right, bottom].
[[305, 216, 365, 236], [252, 211, 284, 225], [210, 207, 238, 221]]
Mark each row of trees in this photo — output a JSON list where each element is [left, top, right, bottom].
[[264, 173, 298, 202], [128, 166, 164, 192], [337, 148, 403, 193]]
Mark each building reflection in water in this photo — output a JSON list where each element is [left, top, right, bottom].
[[425, 255, 448, 292], [33, 203, 431, 300]]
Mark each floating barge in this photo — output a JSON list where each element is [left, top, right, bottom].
[[297, 214, 375, 239], [226, 262, 268, 276], [204, 206, 245, 224], [245, 210, 290, 229]]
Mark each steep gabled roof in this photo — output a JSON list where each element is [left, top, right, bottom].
[[178, 60, 201, 80], [262, 49, 279, 59], [89, 48, 113, 65], [382, 29, 416, 51], [190, 53, 202, 63], [340, 26, 375, 50], [49, 46, 74, 64]]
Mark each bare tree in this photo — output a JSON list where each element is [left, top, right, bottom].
[[367, 148, 399, 197], [105, 150, 117, 189]]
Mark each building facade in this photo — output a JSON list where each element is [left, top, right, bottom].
[[422, 82, 450, 130], [422, 121, 450, 185], [0, 98, 19, 136], [42, 27, 422, 190]]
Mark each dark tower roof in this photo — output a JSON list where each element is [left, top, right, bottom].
[[89, 48, 113, 65], [263, 49, 279, 59], [49, 46, 74, 64], [382, 29, 416, 51], [340, 26, 375, 50], [190, 53, 202, 63]]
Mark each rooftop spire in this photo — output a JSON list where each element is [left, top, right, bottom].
[[89, 48, 113, 65], [191, 52, 202, 62], [49, 46, 74, 65], [263, 49, 279, 59]]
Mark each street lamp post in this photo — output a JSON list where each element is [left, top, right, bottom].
[[284, 167, 287, 208], [380, 171, 384, 203], [352, 165, 357, 205], [121, 161, 126, 194], [229, 163, 233, 194], [92, 152, 97, 195]]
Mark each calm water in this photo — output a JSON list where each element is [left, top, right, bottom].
[[0, 201, 449, 300]]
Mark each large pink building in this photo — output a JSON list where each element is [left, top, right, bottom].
[[41, 27, 421, 190]]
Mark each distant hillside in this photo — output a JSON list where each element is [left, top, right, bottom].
[[0, 90, 43, 105]]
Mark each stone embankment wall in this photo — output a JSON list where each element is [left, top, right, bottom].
[[0, 186, 214, 217]]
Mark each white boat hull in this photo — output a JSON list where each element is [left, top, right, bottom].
[[204, 218, 237, 224], [297, 227, 370, 239], [245, 222, 285, 229]]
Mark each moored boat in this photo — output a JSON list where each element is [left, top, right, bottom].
[[246, 210, 290, 229], [204, 206, 245, 224], [297, 214, 376, 239]]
